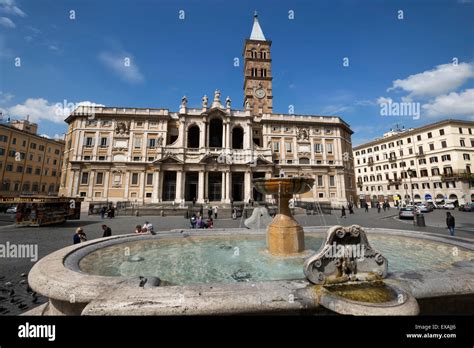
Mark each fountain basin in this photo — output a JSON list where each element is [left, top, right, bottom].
[[26, 227, 474, 315], [252, 177, 314, 196]]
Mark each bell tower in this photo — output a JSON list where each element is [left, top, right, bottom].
[[243, 12, 273, 115]]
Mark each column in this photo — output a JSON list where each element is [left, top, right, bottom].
[[87, 171, 95, 198], [225, 171, 231, 203], [71, 170, 79, 196], [152, 170, 160, 203], [176, 170, 183, 202], [225, 123, 231, 149], [159, 170, 164, 202], [179, 119, 185, 148], [199, 122, 206, 149], [198, 170, 205, 203], [244, 171, 252, 202], [322, 139, 327, 164], [104, 171, 110, 200], [205, 172, 209, 202], [75, 131, 84, 161], [139, 172, 145, 203], [124, 172, 130, 199], [221, 171, 226, 202]]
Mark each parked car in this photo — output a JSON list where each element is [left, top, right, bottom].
[[399, 207, 415, 219], [6, 206, 17, 214], [459, 203, 474, 212], [425, 201, 438, 209], [418, 204, 433, 213], [442, 202, 456, 210]]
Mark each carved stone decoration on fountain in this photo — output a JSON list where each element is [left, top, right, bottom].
[[304, 225, 388, 285]]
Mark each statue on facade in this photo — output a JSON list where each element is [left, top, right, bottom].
[[297, 127, 309, 141], [214, 89, 221, 103], [226, 96, 231, 109], [115, 121, 129, 135], [202, 95, 208, 108], [181, 96, 188, 108], [245, 99, 251, 110]]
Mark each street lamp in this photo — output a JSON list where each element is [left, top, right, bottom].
[[407, 168, 414, 206]]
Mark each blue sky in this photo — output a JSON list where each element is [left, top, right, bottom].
[[1, 0, 473, 145]]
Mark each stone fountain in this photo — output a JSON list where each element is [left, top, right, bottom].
[[253, 177, 419, 315], [253, 177, 314, 255]]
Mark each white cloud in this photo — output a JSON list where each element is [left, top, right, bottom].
[[0, 91, 14, 104], [0, 16, 15, 28], [8, 98, 104, 124], [376, 97, 393, 105], [40, 134, 50, 139], [422, 88, 474, 118], [321, 104, 353, 115], [99, 51, 144, 84], [0, 0, 26, 17], [387, 63, 474, 97]]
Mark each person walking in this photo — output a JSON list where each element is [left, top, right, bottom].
[[73, 228, 87, 244], [102, 224, 112, 237], [207, 206, 213, 219], [190, 213, 197, 229], [377, 202, 381, 214], [213, 205, 218, 219], [348, 203, 354, 215], [364, 202, 369, 213], [446, 212, 455, 236], [100, 206, 106, 219], [340, 206, 346, 219]]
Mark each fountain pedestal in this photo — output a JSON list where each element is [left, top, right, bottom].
[[267, 193, 305, 255], [253, 177, 314, 256]]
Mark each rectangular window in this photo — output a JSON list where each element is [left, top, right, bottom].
[[317, 175, 323, 187], [39, 145, 45, 151], [429, 143, 434, 151], [460, 139, 465, 147], [273, 142, 280, 152], [314, 143, 322, 153], [26, 167, 32, 174], [35, 168, 41, 175], [52, 170, 57, 177], [459, 127, 463, 134], [327, 143, 333, 154], [285, 142, 292, 153], [133, 156, 141, 161], [131, 173, 139, 185], [85, 137, 93, 147], [6, 163, 13, 171], [96, 172, 104, 185], [98, 156, 106, 161], [100, 137, 108, 147], [464, 153, 471, 160], [439, 129, 445, 136], [329, 176, 335, 187], [148, 138, 156, 148], [81, 172, 89, 185], [146, 173, 153, 185], [16, 166, 23, 173], [0, 135, 8, 142], [441, 140, 447, 148], [407, 138, 411, 144], [427, 132, 432, 138], [134, 137, 142, 148], [417, 135, 421, 141]]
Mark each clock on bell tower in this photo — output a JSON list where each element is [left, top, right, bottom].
[[243, 12, 273, 116]]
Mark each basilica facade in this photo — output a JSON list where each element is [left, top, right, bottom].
[[59, 14, 356, 207]]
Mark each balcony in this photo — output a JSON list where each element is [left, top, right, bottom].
[[388, 156, 397, 162], [368, 159, 374, 166], [388, 179, 402, 186], [440, 171, 474, 182]]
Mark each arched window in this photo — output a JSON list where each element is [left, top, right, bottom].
[[1, 180, 10, 191], [209, 118, 223, 148], [232, 126, 244, 149], [251, 50, 257, 58], [187, 125, 200, 148], [261, 51, 267, 59], [299, 157, 310, 164], [261, 68, 267, 77]]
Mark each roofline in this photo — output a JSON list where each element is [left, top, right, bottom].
[[0, 123, 65, 145], [353, 119, 474, 150]]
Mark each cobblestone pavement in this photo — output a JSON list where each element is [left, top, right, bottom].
[[0, 207, 472, 315]]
